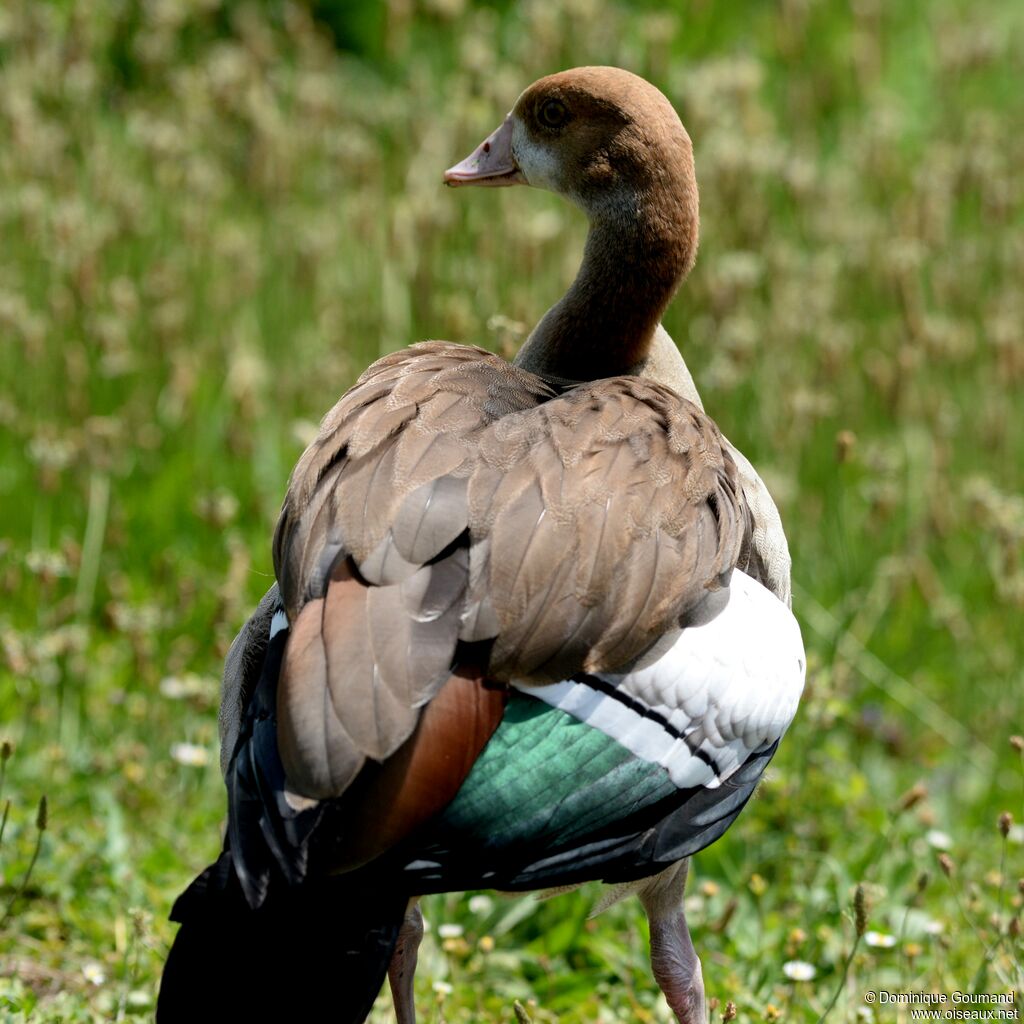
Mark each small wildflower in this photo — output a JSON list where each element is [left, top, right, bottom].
[[998, 812, 1013, 838], [923, 919, 945, 935], [722, 1001, 738, 1022], [291, 419, 320, 447], [904, 941, 922, 960], [468, 894, 493, 915], [783, 960, 817, 981], [926, 829, 953, 850], [432, 980, 452, 997], [701, 880, 720, 897], [437, 922, 463, 939], [170, 742, 210, 767], [479, 934, 495, 952], [938, 852, 955, 878], [25, 549, 72, 580], [748, 872, 768, 896], [159, 674, 210, 700], [83, 963, 106, 986], [864, 931, 897, 948], [765, 1005, 781, 1022], [1010, 735, 1024, 753]]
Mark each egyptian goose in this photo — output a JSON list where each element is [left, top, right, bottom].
[[158, 67, 804, 1024]]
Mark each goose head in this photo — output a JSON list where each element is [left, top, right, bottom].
[[445, 66, 699, 379]]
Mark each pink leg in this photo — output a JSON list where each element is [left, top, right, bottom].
[[388, 899, 424, 1024], [639, 861, 706, 1024]]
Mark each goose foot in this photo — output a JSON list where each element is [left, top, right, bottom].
[[388, 899, 424, 1024], [639, 861, 706, 1024]]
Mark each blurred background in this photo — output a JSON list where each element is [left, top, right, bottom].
[[0, 0, 1021, 1020]]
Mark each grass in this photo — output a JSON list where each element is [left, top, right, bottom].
[[0, 0, 1022, 1020]]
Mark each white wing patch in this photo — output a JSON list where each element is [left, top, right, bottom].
[[269, 608, 289, 641], [514, 570, 805, 791]]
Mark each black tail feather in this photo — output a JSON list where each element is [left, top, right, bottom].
[[158, 852, 406, 1023]]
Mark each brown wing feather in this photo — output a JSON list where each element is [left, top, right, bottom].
[[273, 342, 549, 614], [276, 586, 364, 799], [274, 344, 549, 798], [469, 377, 744, 680], [272, 345, 745, 820]]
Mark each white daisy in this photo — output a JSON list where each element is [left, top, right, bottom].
[[925, 830, 953, 850], [82, 963, 106, 986], [468, 894, 494, 915], [783, 960, 816, 981], [170, 742, 210, 767]]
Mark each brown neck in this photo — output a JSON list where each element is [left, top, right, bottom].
[[515, 178, 698, 381]]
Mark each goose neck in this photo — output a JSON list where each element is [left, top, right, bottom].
[[515, 188, 696, 381]]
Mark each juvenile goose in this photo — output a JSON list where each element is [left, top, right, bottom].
[[158, 67, 803, 1024]]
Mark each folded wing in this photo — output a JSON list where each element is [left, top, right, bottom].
[[269, 341, 747, 812]]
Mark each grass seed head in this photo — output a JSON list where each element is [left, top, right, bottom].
[[854, 883, 868, 936], [836, 429, 857, 463], [722, 1001, 737, 1022], [998, 812, 1012, 838], [896, 781, 928, 812], [938, 853, 955, 878]]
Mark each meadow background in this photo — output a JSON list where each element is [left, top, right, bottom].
[[1, 0, 1022, 1020]]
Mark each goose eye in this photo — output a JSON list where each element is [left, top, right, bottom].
[[538, 99, 568, 129]]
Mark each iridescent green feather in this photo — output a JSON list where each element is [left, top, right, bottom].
[[438, 693, 676, 849]]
